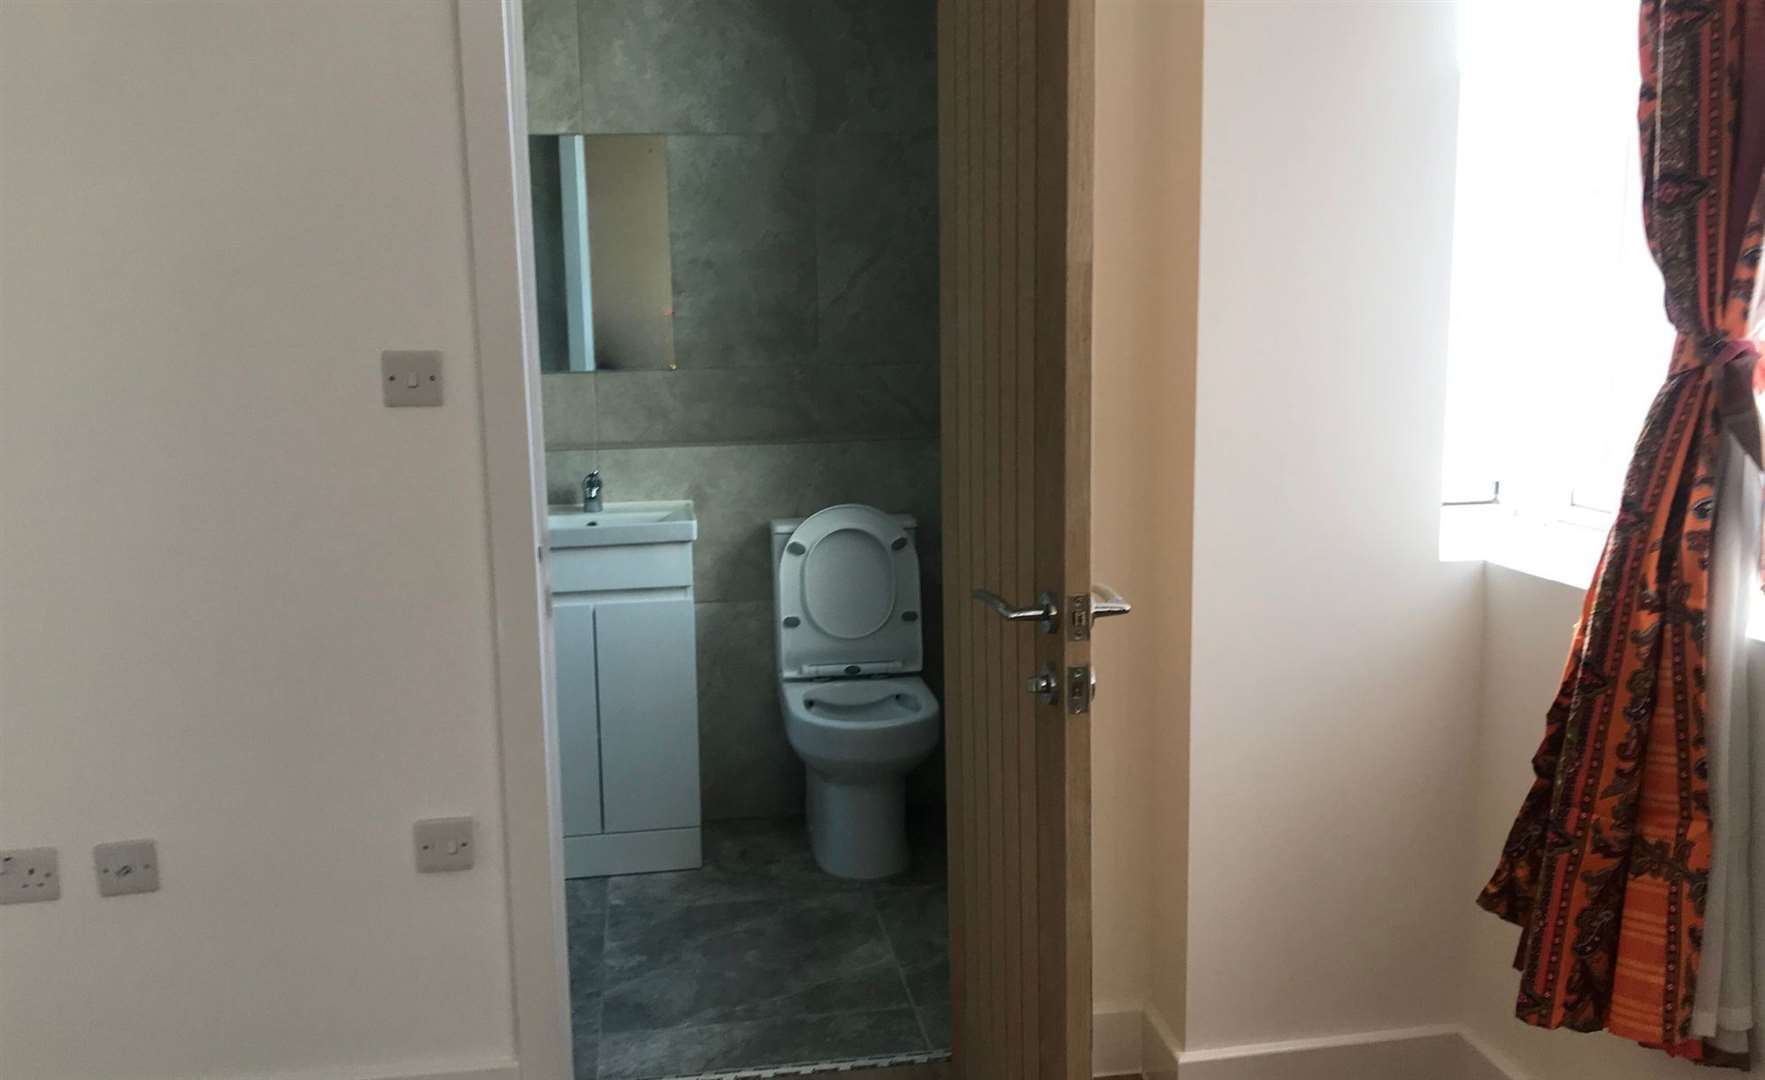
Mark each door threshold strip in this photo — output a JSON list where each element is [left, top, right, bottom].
[[651, 1047, 953, 1079]]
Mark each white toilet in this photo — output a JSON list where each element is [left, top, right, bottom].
[[771, 504, 942, 880]]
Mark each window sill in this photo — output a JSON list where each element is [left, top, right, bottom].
[[1439, 504, 1765, 641]]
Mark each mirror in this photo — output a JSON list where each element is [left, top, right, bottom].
[[529, 134, 675, 372]]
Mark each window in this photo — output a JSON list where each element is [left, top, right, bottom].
[[1440, 2, 1676, 519]]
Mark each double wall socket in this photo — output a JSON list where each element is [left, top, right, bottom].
[[0, 848, 60, 904]]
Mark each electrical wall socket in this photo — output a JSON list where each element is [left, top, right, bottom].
[[414, 817, 474, 872], [94, 839, 160, 897], [0, 847, 60, 904]]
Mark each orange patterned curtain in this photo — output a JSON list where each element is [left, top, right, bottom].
[[1477, 0, 1765, 1064]]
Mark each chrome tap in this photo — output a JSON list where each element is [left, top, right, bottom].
[[583, 470, 603, 512]]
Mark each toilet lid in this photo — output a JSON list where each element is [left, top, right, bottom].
[[775, 504, 923, 678]]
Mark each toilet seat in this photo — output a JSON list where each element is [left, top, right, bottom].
[[779, 675, 940, 776], [779, 676, 938, 725], [774, 504, 923, 679]]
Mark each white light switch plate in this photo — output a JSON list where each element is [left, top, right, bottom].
[[94, 839, 160, 897], [414, 817, 475, 872], [0, 847, 60, 904], [381, 350, 443, 407]]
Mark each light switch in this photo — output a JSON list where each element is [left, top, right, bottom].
[[381, 350, 443, 407], [94, 839, 160, 897], [414, 817, 475, 872]]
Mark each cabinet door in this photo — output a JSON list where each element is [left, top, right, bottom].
[[595, 599, 700, 833], [553, 599, 602, 837]]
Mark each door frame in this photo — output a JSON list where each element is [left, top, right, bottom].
[[456, 2, 573, 1078], [460, 0, 1091, 1076]]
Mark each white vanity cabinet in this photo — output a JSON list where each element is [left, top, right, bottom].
[[547, 502, 701, 878]]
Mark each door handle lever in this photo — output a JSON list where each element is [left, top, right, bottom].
[[1068, 583, 1134, 640], [1090, 583, 1132, 620], [972, 589, 1059, 634]]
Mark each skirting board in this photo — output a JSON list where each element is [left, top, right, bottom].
[[1099, 1010, 1517, 1080], [1141, 1009, 1180, 1080], [358, 1066, 518, 1080], [1094, 1007, 1146, 1077], [253, 1063, 517, 1080]]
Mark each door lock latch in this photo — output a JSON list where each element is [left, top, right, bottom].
[[1025, 663, 1059, 704], [1068, 584, 1133, 641], [1067, 665, 1096, 714]]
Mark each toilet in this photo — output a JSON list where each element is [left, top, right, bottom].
[[771, 504, 942, 880]]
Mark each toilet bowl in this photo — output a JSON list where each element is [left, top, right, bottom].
[[772, 505, 942, 880]]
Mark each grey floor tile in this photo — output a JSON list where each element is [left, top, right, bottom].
[[607, 818, 859, 914], [582, 818, 948, 1077], [917, 1002, 952, 1052], [572, 989, 601, 1080], [567, 876, 608, 1079], [874, 884, 949, 1007], [601, 891, 907, 1033], [567, 875, 610, 925], [568, 931, 606, 1030], [598, 1006, 927, 1080]]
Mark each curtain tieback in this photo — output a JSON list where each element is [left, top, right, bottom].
[[1708, 337, 1760, 370], [1708, 337, 1763, 467]]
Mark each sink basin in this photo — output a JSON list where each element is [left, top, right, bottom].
[[547, 500, 697, 549]]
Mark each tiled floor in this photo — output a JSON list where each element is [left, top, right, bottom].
[[566, 816, 951, 1080]]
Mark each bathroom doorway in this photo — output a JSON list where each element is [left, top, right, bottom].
[[525, 1, 951, 1075], [479, 0, 1100, 1074]]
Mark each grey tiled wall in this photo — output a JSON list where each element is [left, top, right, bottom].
[[528, 0, 942, 821], [526, 0, 934, 137]]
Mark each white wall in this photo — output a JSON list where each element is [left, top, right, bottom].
[[1090, 0, 1201, 1047], [1185, 0, 1480, 1052], [0, 4, 519, 1078], [1094, 4, 1756, 1076]]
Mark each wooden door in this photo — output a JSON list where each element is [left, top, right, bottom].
[[939, 0, 1094, 1073]]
